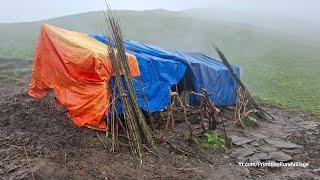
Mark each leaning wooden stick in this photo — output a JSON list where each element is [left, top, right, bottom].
[[138, 77, 156, 130], [213, 46, 275, 121]]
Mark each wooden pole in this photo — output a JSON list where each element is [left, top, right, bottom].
[[212, 47, 275, 121]]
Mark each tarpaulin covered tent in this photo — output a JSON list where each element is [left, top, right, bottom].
[[29, 24, 240, 131], [28, 24, 140, 130], [90, 35, 240, 107]]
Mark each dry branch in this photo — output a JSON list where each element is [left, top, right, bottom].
[[161, 91, 193, 138], [189, 89, 220, 131]]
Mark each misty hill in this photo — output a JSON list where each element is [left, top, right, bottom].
[[2, 9, 320, 59], [181, 8, 320, 43], [0, 9, 319, 116]]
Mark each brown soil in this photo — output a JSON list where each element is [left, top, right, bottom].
[[0, 59, 319, 180]]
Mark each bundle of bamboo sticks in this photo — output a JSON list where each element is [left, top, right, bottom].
[[103, 3, 155, 159]]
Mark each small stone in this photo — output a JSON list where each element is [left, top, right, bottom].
[[231, 148, 255, 157], [258, 145, 278, 153], [250, 133, 268, 140], [269, 151, 293, 162], [242, 144, 257, 150], [250, 141, 260, 147], [236, 156, 248, 163], [265, 139, 299, 149], [281, 149, 299, 154], [230, 135, 252, 146], [249, 156, 261, 163], [252, 152, 271, 160]]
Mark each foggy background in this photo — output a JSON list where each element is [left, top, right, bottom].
[[1, 0, 319, 24]]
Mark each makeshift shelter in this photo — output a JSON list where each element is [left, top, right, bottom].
[[91, 35, 239, 107], [28, 24, 140, 130], [29, 24, 240, 131]]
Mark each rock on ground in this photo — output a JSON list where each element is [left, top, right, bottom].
[[269, 151, 293, 162], [265, 139, 299, 149], [229, 135, 252, 146]]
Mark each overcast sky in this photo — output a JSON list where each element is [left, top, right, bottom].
[[1, 0, 319, 23]]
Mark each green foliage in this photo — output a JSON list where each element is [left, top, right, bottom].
[[196, 132, 225, 150]]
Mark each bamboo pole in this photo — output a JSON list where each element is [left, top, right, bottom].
[[138, 78, 156, 130]]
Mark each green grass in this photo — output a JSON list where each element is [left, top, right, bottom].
[[0, 69, 30, 84], [0, 10, 319, 116], [194, 132, 225, 150], [245, 47, 320, 117], [203, 132, 225, 150], [0, 62, 31, 85]]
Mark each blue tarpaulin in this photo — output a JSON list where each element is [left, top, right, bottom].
[[169, 50, 240, 106], [90, 35, 239, 113]]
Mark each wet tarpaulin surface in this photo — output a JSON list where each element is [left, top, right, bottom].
[[29, 24, 140, 130], [91, 35, 240, 108]]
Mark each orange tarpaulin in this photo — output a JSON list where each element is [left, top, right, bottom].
[[28, 24, 140, 130]]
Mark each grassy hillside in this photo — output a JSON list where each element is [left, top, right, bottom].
[[0, 10, 319, 116]]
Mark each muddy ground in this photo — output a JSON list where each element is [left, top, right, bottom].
[[0, 59, 319, 180]]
